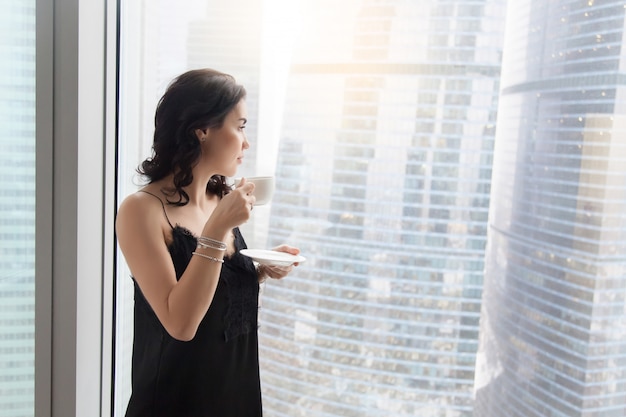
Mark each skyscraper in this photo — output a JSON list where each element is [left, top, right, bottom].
[[259, 0, 507, 415], [0, 1, 36, 416], [474, 1, 626, 416]]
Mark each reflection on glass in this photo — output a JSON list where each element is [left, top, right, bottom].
[[0, 1, 36, 416]]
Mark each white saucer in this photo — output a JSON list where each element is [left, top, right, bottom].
[[240, 249, 306, 267]]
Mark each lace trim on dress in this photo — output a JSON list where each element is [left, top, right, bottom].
[[135, 190, 259, 342], [221, 228, 258, 342], [169, 226, 258, 342]]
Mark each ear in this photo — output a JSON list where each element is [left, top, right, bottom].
[[195, 128, 209, 142]]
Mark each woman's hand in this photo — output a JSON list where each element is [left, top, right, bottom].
[[258, 244, 301, 282], [204, 178, 255, 237]]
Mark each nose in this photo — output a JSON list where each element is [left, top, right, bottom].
[[243, 135, 250, 150]]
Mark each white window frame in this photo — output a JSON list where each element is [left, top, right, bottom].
[[35, 0, 117, 415]]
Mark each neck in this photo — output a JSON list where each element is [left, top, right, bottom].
[[189, 166, 219, 205], [161, 167, 218, 207]]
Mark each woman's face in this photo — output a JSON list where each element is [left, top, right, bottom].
[[200, 99, 249, 177]]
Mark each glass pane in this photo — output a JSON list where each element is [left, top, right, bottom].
[[474, 1, 626, 416], [115, 2, 500, 415], [0, 1, 36, 417], [114, 1, 626, 416]]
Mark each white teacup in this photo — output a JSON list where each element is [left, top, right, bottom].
[[235, 176, 275, 206]]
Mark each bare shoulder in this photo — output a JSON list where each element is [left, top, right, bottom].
[[116, 188, 176, 280], [116, 190, 168, 245], [116, 189, 179, 320], [118, 190, 161, 218]]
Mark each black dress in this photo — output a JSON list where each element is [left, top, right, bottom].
[[125, 198, 262, 417]]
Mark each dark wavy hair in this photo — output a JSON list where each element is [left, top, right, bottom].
[[138, 68, 247, 205]]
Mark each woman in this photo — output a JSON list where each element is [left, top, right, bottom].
[[116, 68, 299, 417]]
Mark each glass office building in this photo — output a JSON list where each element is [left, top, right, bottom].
[[259, 1, 507, 415], [0, 1, 36, 416], [474, 1, 626, 416]]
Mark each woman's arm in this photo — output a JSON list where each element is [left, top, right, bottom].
[[116, 182, 254, 341]]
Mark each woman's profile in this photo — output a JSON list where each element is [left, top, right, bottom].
[[116, 68, 299, 417]]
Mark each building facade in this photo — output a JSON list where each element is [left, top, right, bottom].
[[259, 0, 507, 415], [474, 1, 626, 416]]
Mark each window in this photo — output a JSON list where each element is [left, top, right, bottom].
[[0, 2, 36, 416], [113, 1, 626, 416]]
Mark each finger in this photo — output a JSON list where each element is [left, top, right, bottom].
[[236, 178, 255, 194], [241, 182, 255, 196], [267, 270, 289, 280], [272, 244, 300, 256], [265, 264, 292, 277], [272, 244, 290, 253]]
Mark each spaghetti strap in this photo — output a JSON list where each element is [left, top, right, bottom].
[[137, 190, 175, 230]]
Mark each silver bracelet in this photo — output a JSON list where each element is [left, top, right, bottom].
[[192, 251, 224, 264], [197, 236, 227, 251], [196, 241, 227, 251]]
